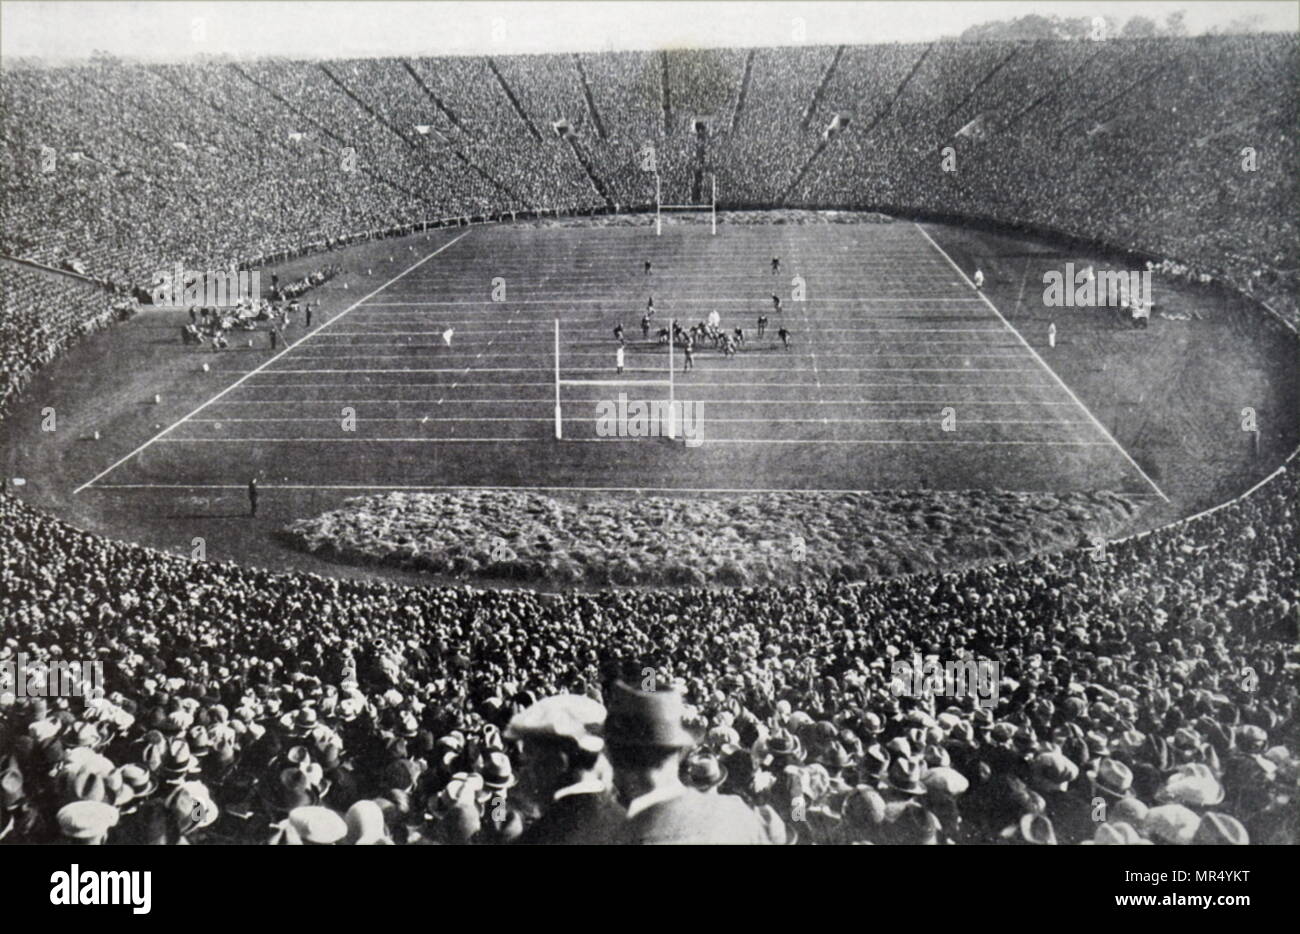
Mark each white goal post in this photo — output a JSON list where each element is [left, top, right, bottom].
[[656, 173, 716, 236], [554, 318, 678, 440]]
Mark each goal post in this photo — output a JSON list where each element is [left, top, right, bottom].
[[655, 173, 716, 236], [554, 318, 562, 440], [554, 317, 678, 441]]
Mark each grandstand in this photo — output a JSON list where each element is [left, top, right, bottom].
[[0, 31, 1297, 849]]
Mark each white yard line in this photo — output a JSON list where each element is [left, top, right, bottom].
[[284, 351, 1030, 361], [73, 231, 472, 494], [205, 397, 1073, 406], [913, 223, 1170, 502], [225, 381, 1058, 391], [325, 328, 1010, 336], [187, 415, 1086, 425], [361, 297, 980, 306], [135, 437, 1111, 446], [263, 365, 1042, 375]]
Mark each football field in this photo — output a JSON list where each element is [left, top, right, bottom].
[[75, 220, 1164, 496]]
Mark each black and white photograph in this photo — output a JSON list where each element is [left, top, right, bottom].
[[0, 0, 1296, 901]]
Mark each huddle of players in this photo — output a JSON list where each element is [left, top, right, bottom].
[[621, 257, 791, 371]]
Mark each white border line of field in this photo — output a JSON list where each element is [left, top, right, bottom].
[[84, 482, 1093, 494], [143, 437, 1108, 446], [913, 223, 1170, 503], [73, 230, 472, 494]]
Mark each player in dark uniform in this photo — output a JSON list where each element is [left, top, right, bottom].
[[248, 478, 258, 517], [772, 257, 780, 274], [771, 294, 781, 311], [644, 260, 652, 275], [641, 314, 651, 339], [647, 295, 655, 314], [778, 327, 791, 351], [614, 323, 625, 345], [733, 327, 745, 346], [757, 314, 768, 338], [682, 337, 695, 372]]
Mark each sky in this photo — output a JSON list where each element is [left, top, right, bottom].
[[2, 0, 1297, 62]]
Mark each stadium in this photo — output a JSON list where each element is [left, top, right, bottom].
[[1, 6, 1297, 850]]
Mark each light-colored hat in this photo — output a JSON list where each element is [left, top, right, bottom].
[[705, 724, 741, 754], [437, 772, 485, 812], [1110, 795, 1148, 826], [922, 767, 969, 797], [1087, 757, 1133, 798], [1161, 763, 1224, 807], [1004, 812, 1056, 845], [167, 781, 219, 833], [1144, 804, 1201, 845], [885, 736, 912, 759], [1083, 821, 1151, 845], [29, 720, 61, 744], [344, 800, 391, 845], [1030, 750, 1079, 792], [288, 806, 348, 844], [505, 694, 607, 753], [844, 786, 887, 826], [1113, 729, 1146, 754], [1192, 812, 1249, 845], [1235, 725, 1267, 752], [57, 801, 120, 841]]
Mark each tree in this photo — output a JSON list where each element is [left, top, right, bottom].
[[955, 13, 1119, 41], [1122, 16, 1159, 38], [957, 14, 1061, 41], [1208, 14, 1268, 35], [1163, 10, 1188, 36], [1055, 16, 1094, 40]]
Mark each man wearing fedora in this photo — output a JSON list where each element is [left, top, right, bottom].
[[1, 764, 47, 844], [505, 694, 625, 845], [604, 682, 781, 845]]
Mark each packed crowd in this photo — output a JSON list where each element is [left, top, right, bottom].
[[4, 37, 1293, 316], [1, 35, 1296, 845], [0, 266, 121, 418], [1, 453, 1295, 843]]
